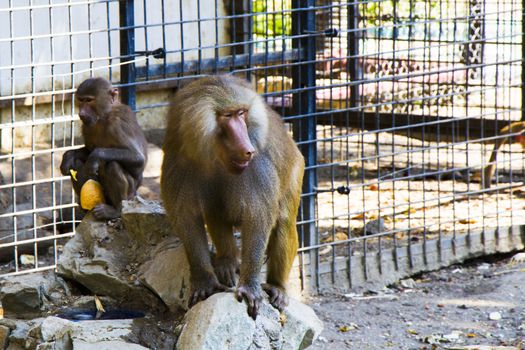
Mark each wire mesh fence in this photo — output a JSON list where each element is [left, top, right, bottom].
[[0, 0, 523, 293]]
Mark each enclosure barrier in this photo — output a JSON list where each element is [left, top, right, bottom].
[[0, 0, 524, 295]]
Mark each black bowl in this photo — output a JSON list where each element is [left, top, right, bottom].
[[57, 308, 145, 321]]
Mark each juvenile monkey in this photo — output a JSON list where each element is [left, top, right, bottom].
[[482, 121, 525, 189], [161, 75, 304, 319], [60, 77, 148, 220]]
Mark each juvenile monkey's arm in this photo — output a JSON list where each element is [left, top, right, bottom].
[[60, 147, 90, 175]]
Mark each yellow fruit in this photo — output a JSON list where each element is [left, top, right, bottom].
[[80, 179, 105, 210]]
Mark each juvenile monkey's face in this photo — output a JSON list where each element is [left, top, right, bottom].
[[216, 108, 255, 174], [77, 96, 99, 126], [76, 90, 114, 126]]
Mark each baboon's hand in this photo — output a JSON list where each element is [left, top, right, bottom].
[[189, 275, 227, 308], [262, 283, 289, 312], [212, 255, 239, 287], [236, 280, 263, 320]]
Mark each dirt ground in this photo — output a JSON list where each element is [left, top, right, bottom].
[[3, 137, 525, 349], [306, 253, 525, 350]]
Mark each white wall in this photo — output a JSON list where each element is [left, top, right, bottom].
[[0, 0, 230, 97]]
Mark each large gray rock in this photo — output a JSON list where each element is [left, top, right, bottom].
[[177, 293, 323, 350], [57, 203, 186, 314], [138, 241, 189, 312], [6, 319, 42, 350], [0, 274, 45, 318], [49, 199, 323, 349], [177, 293, 256, 350], [56, 214, 154, 305], [121, 198, 173, 245], [281, 299, 325, 350], [40, 317, 73, 342], [57, 215, 130, 295], [0, 271, 68, 320]]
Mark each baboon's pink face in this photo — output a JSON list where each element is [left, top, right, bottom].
[[216, 109, 255, 174]]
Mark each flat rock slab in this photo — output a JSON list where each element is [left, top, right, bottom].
[[72, 340, 149, 350], [40, 316, 148, 349]]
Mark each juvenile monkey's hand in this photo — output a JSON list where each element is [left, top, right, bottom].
[[84, 157, 100, 177], [236, 280, 263, 320], [60, 150, 76, 175]]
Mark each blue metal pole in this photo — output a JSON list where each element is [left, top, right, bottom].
[[119, 0, 136, 110], [292, 0, 318, 289]]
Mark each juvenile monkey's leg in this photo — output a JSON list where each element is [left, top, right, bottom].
[[206, 214, 239, 287], [95, 161, 129, 220], [263, 215, 299, 312]]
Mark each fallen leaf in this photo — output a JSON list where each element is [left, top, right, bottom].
[[466, 333, 476, 338], [339, 323, 358, 332], [339, 325, 351, 332], [407, 329, 418, 335], [95, 295, 105, 313], [322, 232, 349, 243], [459, 218, 477, 224], [351, 213, 366, 220], [416, 278, 432, 283], [399, 207, 417, 215], [279, 313, 287, 326]]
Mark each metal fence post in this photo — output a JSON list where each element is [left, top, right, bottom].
[[292, 0, 318, 289], [522, 3, 525, 121], [348, 0, 360, 107], [119, 0, 136, 110]]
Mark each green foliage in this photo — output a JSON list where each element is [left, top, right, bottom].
[[252, 0, 292, 37], [362, 0, 440, 24]]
